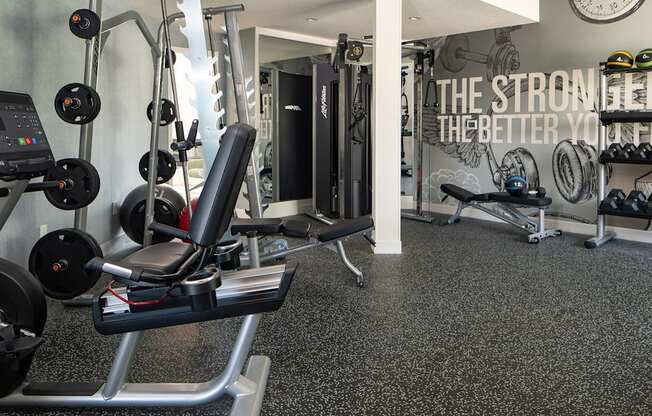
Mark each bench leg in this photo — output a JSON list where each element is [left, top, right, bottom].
[[445, 201, 465, 225], [335, 241, 365, 287], [527, 209, 562, 244]]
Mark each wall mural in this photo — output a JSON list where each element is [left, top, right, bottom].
[[420, 0, 651, 227]]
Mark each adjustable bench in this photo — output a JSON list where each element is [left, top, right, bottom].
[[231, 215, 374, 287], [440, 184, 561, 244]]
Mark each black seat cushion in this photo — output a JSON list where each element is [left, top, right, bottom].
[[282, 220, 311, 239], [231, 218, 283, 236], [317, 216, 374, 243], [123, 242, 194, 275], [487, 192, 552, 207], [441, 184, 483, 203]]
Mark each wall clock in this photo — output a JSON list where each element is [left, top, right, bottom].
[[569, 0, 646, 24]]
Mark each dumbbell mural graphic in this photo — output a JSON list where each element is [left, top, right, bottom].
[[440, 27, 521, 81]]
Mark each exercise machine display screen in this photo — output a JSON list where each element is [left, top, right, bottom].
[[0, 91, 55, 179]]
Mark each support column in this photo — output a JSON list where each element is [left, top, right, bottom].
[[372, 0, 402, 254]]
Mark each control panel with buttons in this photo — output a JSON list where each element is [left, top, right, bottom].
[[0, 91, 55, 179]]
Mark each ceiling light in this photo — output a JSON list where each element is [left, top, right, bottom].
[[306, 17, 318, 22], [408, 16, 421, 21]]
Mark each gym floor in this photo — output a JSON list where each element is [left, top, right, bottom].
[[7, 215, 651, 416]]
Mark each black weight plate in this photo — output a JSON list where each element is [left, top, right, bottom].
[[0, 258, 47, 336], [138, 150, 177, 184], [147, 98, 177, 126], [69, 9, 101, 40], [54, 83, 101, 125], [119, 185, 186, 245], [44, 158, 100, 210], [165, 49, 177, 68], [29, 229, 103, 300]]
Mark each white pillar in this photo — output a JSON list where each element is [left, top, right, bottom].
[[372, 0, 402, 254]]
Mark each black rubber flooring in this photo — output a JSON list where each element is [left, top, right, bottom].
[[4, 215, 651, 415]]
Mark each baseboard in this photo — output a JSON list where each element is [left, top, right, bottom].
[[407, 199, 652, 245], [374, 239, 402, 254]]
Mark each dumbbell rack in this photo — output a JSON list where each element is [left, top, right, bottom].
[[585, 63, 652, 248]]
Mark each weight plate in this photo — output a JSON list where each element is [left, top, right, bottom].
[[44, 158, 100, 210], [0, 258, 47, 336], [69, 9, 101, 40], [29, 229, 103, 300], [147, 98, 177, 126], [54, 83, 101, 125], [138, 150, 177, 184], [165, 49, 177, 68], [119, 184, 186, 245]]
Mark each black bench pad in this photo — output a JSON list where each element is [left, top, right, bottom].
[[231, 218, 283, 235], [317, 216, 374, 243], [441, 183, 552, 207], [123, 242, 194, 275], [440, 184, 489, 203], [488, 192, 552, 207]]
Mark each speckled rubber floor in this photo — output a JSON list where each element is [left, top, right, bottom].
[[4, 215, 651, 415]]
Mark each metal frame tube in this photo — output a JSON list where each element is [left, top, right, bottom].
[[74, 0, 103, 232], [143, 36, 166, 247], [0, 180, 29, 230], [101, 11, 160, 54], [225, 11, 263, 219]]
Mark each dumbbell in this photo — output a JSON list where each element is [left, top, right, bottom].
[[440, 31, 520, 81], [634, 143, 652, 161], [600, 188, 626, 211], [604, 143, 628, 160], [623, 190, 647, 213]]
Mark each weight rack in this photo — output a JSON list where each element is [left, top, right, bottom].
[[585, 63, 652, 249]]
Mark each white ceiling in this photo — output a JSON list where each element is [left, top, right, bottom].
[[139, 0, 539, 41]]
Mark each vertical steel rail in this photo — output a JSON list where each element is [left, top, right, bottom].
[[74, 0, 103, 231], [224, 11, 263, 219], [413, 60, 424, 216], [160, 0, 194, 221], [143, 36, 166, 247]]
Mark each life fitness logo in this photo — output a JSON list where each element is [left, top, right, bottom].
[[320, 85, 328, 119], [284, 105, 303, 111]]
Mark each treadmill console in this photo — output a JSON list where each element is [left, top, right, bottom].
[[0, 91, 55, 179]]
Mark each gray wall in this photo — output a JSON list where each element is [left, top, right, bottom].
[[0, 1, 161, 266], [420, 0, 652, 229]]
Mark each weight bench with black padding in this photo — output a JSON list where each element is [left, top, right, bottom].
[[440, 183, 561, 244], [231, 215, 374, 287]]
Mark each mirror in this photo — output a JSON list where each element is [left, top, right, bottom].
[[257, 34, 333, 203]]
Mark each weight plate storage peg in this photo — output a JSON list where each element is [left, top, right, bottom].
[[54, 83, 101, 125], [69, 9, 101, 40], [44, 158, 100, 210], [139, 150, 177, 184], [147, 98, 177, 126], [28, 229, 103, 300]]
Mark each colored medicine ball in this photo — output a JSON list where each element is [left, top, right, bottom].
[[635, 49, 652, 69], [505, 175, 528, 196], [606, 50, 634, 69]]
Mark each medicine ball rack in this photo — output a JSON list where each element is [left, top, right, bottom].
[[585, 63, 652, 249]]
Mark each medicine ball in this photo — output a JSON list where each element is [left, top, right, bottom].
[[119, 184, 186, 245], [635, 49, 652, 69], [505, 175, 528, 196], [606, 50, 634, 69]]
